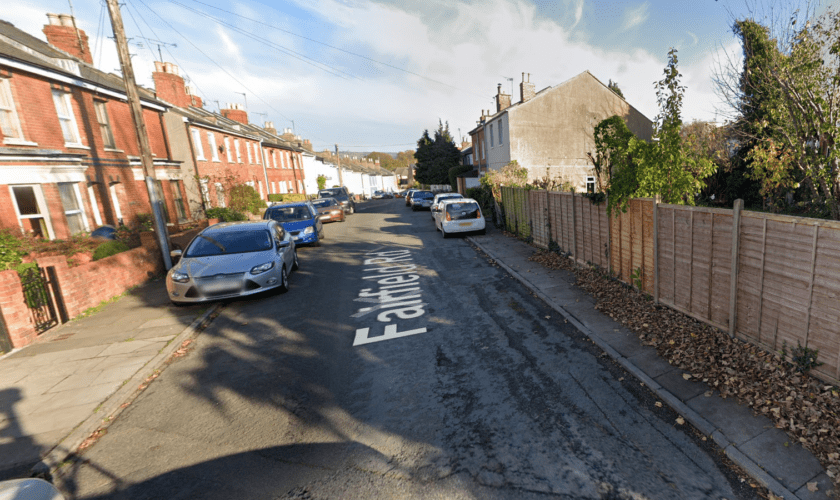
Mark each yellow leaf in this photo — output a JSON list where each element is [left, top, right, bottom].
[[655, 402, 663, 408], [807, 482, 819, 492], [682, 373, 692, 380], [676, 417, 685, 425]]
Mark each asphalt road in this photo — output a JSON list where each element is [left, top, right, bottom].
[[55, 199, 755, 499]]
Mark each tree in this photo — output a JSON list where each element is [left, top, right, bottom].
[[414, 121, 461, 185], [608, 79, 624, 99], [365, 152, 399, 171], [730, 10, 840, 218], [316, 174, 327, 191], [598, 49, 715, 214]]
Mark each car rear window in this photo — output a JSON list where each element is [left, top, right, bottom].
[[414, 191, 434, 199], [445, 202, 481, 220], [311, 199, 334, 208], [266, 206, 313, 222], [186, 229, 273, 257]]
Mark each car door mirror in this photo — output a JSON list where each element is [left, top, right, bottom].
[[170, 249, 183, 262], [277, 240, 291, 249]]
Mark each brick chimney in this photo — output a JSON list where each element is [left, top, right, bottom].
[[520, 72, 535, 104], [152, 61, 191, 107], [302, 139, 312, 151], [221, 103, 247, 124], [264, 121, 277, 135], [281, 127, 295, 142], [43, 13, 92, 64], [496, 84, 511, 112], [186, 84, 202, 108]]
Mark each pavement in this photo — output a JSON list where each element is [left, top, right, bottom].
[[0, 222, 833, 500], [0, 276, 217, 480], [467, 226, 835, 500]]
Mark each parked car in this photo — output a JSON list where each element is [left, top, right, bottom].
[[263, 202, 324, 245], [434, 198, 486, 237], [318, 187, 356, 214], [311, 197, 345, 223], [404, 189, 418, 206], [166, 220, 298, 304], [410, 190, 435, 211], [430, 193, 464, 220], [372, 190, 385, 199]]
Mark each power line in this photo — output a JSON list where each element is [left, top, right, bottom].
[[168, 0, 355, 80], [177, 0, 491, 100]]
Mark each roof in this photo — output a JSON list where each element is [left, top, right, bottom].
[[468, 70, 651, 134], [170, 105, 302, 151], [0, 20, 166, 109]]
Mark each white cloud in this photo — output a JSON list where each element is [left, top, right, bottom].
[[570, 0, 584, 30], [215, 26, 241, 59], [686, 30, 699, 46], [622, 2, 650, 31]]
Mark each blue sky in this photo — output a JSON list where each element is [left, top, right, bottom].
[[4, 0, 837, 152]]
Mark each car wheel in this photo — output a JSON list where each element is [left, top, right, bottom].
[[442, 227, 449, 239], [278, 266, 289, 292], [292, 249, 299, 271], [170, 300, 188, 307]]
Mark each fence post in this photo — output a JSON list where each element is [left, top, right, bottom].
[[570, 189, 577, 265], [653, 195, 660, 304], [728, 199, 744, 337]]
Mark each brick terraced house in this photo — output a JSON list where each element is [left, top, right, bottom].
[[151, 61, 306, 213], [0, 14, 188, 239]]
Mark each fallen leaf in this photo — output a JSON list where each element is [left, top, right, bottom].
[[655, 402, 663, 408], [676, 416, 685, 425], [807, 482, 819, 492], [682, 373, 692, 380]]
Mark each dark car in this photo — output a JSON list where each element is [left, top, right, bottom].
[[410, 190, 434, 211], [318, 187, 355, 214], [310, 197, 345, 223], [263, 201, 324, 246]]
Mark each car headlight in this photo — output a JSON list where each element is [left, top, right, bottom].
[[304, 226, 315, 234], [171, 270, 190, 283], [331, 210, 341, 215], [250, 261, 275, 275]]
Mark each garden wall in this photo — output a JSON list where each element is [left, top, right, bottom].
[[0, 238, 163, 350], [500, 188, 840, 383]]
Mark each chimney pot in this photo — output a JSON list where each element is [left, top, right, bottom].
[[47, 13, 61, 25], [58, 14, 74, 27], [154, 61, 164, 73]]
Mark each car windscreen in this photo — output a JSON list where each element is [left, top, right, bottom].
[[413, 191, 434, 199], [265, 206, 313, 222], [445, 202, 481, 220], [437, 194, 462, 202], [185, 229, 273, 257], [311, 199, 335, 208]]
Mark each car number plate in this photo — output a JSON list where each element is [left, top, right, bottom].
[[202, 279, 241, 293], [459, 222, 472, 227]]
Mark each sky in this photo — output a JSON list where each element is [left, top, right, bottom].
[[3, 0, 837, 152]]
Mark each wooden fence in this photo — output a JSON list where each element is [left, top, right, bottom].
[[499, 187, 840, 383]]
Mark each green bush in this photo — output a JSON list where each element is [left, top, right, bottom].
[[228, 184, 267, 215], [268, 193, 307, 203], [467, 185, 494, 214], [92, 240, 130, 261], [205, 207, 246, 222], [0, 228, 26, 270]]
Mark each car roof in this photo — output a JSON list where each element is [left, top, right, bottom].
[[202, 220, 275, 233], [441, 197, 479, 205], [267, 201, 311, 208]]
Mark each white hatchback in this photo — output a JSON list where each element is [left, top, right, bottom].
[[434, 198, 486, 238]]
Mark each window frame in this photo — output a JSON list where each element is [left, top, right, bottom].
[[246, 141, 253, 163], [57, 182, 90, 234], [234, 139, 242, 163], [224, 136, 232, 162], [215, 182, 226, 208], [586, 176, 596, 193], [191, 128, 205, 160], [489, 124, 494, 147], [171, 179, 186, 221], [9, 184, 55, 239], [0, 77, 26, 144], [94, 100, 117, 150], [207, 131, 219, 162], [51, 89, 83, 146]]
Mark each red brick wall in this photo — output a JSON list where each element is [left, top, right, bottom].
[[0, 240, 164, 349], [42, 24, 93, 64]]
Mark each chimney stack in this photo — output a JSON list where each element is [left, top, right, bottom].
[[43, 13, 92, 64], [281, 128, 295, 142], [185, 85, 202, 108], [152, 61, 192, 107], [520, 72, 535, 103], [302, 139, 312, 151], [496, 84, 511, 112], [264, 121, 277, 135], [221, 103, 248, 124]]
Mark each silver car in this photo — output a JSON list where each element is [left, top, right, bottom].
[[166, 220, 298, 304]]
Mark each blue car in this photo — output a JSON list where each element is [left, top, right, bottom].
[[264, 201, 324, 246]]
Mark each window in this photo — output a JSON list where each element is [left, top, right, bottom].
[[10, 185, 53, 239], [200, 178, 211, 208], [586, 176, 596, 193], [207, 132, 219, 161], [272, 151, 277, 169], [246, 142, 253, 163], [87, 184, 103, 226], [215, 183, 226, 207], [94, 101, 116, 149], [255, 145, 261, 164], [271, 181, 276, 193], [263, 149, 269, 167], [58, 182, 88, 234], [224, 136, 232, 162], [0, 78, 25, 142], [234, 139, 242, 163], [171, 180, 186, 220], [282, 152, 288, 169], [257, 180, 263, 198], [191, 128, 205, 160], [489, 124, 494, 147], [51, 89, 81, 145], [498, 120, 503, 145], [109, 183, 123, 223]]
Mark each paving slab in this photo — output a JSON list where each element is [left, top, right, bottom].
[[686, 393, 774, 445], [739, 427, 826, 492], [654, 369, 708, 401], [627, 347, 676, 379]]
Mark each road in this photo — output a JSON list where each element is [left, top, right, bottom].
[[55, 199, 755, 499]]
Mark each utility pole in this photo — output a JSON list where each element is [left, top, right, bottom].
[[335, 144, 344, 188], [105, 0, 172, 269]]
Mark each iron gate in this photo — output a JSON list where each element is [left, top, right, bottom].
[[18, 265, 58, 333]]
